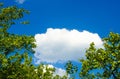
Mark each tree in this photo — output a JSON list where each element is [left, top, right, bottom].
[[65, 61, 78, 79], [0, 3, 68, 79], [80, 32, 120, 79]]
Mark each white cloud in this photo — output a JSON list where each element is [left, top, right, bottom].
[[35, 64, 67, 77], [15, 0, 25, 4], [34, 28, 103, 63], [46, 65, 67, 77], [54, 67, 67, 77], [43, 64, 54, 73]]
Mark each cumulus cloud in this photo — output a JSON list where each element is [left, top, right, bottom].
[[35, 64, 67, 77], [54, 67, 67, 77], [15, 0, 26, 4], [34, 28, 103, 63], [47, 65, 67, 77]]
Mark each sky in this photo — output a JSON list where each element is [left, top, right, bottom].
[[1, 0, 120, 78]]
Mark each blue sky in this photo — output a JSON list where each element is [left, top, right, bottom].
[[3, 0, 120, 36], [2, 0, 120, 78]]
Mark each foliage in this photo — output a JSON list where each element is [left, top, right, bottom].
[[80, 32, 120, 79], [0, 3, 68, 79], [0, 52, 57, 79], [65, 32, 120, 79], [65, 61, 78, 79]]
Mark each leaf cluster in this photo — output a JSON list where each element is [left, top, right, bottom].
[[0, 3, 68, 79], [80, 32, 120, 79]]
